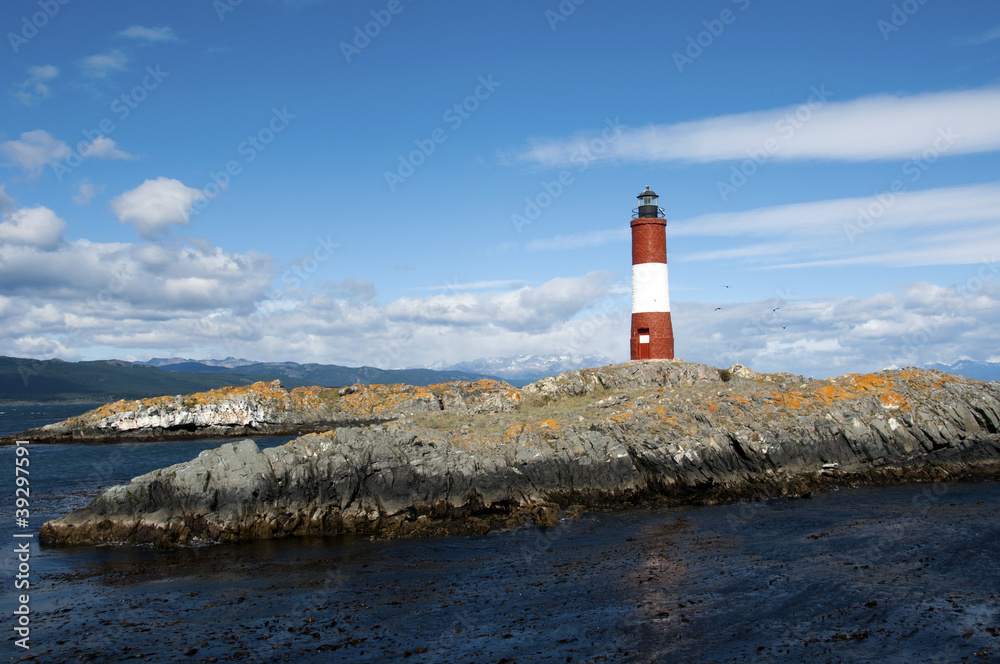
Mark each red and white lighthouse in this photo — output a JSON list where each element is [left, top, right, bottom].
[[630, 186, 674, 360]]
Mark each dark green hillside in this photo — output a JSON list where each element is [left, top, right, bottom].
[[215, 362, 494, 387], [0, 357, 501, 404], [0, 357, 255, 404]]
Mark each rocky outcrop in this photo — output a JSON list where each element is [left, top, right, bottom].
[[6, 378, 521, 444], [39, 361, 1000, 547]]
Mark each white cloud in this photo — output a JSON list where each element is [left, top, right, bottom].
[[110, 177, 206, 237], [80, 50, 128, 78], [82, 136, 135, 161], [674, 281, 1000, 377], [0, 130, 71, 178], [116, 26, 179, 43], [0, 234, 271, 313], [512, 87, 1000, 167], [72, 181, 103, 205], [2, 239, 999, 378], [528, 183, 1000, 269], [0, 206, 65, 250], [385, 272, 615, 333], [12, 64, 58, 106]]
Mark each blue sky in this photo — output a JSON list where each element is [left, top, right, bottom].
[[1, 0, 999, 377]]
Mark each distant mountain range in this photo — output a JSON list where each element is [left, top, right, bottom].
[[141, 353, 613, 388], [430, 353, 615, 384], [141, 356, 258, 369], [925, 360, 1000, 383]]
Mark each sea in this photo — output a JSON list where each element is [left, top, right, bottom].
[[0, 404, 998, 663]]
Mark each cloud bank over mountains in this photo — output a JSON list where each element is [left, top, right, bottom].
[[3, 175, 999, 377]]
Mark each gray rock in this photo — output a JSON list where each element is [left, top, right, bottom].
[[39, 362, 1000, 547]]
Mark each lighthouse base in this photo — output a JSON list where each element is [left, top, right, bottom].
[[630, 312, 674, 360]]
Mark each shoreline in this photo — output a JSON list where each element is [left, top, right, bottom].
[[0, 400, 107, 407], [1, 419, 384, 446], [38, 458, 1000, 548]]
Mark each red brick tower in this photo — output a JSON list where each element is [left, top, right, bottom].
[[630, 186, 674, 360]]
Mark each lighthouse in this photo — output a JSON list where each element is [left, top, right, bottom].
[[630, 186, 674, 360]]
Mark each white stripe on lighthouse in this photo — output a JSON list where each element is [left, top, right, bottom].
[[632, 262, 670, 313]]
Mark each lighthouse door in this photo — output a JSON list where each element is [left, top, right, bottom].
[[637, 328, 650, 360]]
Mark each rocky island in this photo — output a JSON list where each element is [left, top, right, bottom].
[[33, 360, 1000, 547]]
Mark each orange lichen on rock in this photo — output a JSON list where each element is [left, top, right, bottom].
[[898, 369, 959, 392], [803, 373, 911, 412], [502, 421, 540, 445], [424, 379, 521, 402], [288, 385, 330, 409], [845, 374, 910, 412], [644, 407, 681, 429], [539, 419, 561, 432], [338, 383, 436, 415], [609, 411, 633, 424], [770, 391, 803, 409], [813, 384, 856, 405]]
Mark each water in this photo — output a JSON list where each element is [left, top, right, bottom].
[[0, 403, 103, 438], [1, 406, 998, 662]]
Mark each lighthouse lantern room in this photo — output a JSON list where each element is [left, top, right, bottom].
[[630, 186, 675, 360]]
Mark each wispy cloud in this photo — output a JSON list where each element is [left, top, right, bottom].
[[527, 228, 628, 252], [512, 87, 1000, 167], [72, 181, 104, 206], [957, 25, 1000, 46], [116, 26, 179, 43], [12, 65, 58, 106], [528, 183, 1000, 269], [682, 183, 1000, 269], [1, 131, 135, 179], [411, 279, 527, 291], [670, 183, 1000, 238], [80, 50, 129, 78]]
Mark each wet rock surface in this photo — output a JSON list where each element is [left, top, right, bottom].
[[37, 361, 1000, 546], [24, 482, 1000, 663]]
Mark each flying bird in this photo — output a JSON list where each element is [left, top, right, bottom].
[[714, 307, 723, 311]]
